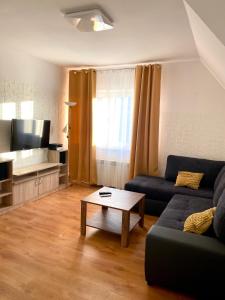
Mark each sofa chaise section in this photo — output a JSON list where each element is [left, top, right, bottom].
[[145, 166, 225, 296], [145, 224, 225, 296]]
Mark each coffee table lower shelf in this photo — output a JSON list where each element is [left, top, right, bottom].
[[86, 208, 141, 235]]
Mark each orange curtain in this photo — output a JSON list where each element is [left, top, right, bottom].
[[68, 69, 97, 184], [129, 64, 162, 178]]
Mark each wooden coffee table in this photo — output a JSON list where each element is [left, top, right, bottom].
[[80, 187, 145, 247]]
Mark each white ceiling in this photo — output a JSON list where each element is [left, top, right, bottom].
[[0, 0, 198, 66]]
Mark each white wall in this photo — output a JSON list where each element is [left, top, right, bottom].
[[159, 60, 225, 175], [0, 46, 65, 152]]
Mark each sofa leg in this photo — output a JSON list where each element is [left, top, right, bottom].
[[146, 280, 152, 286]]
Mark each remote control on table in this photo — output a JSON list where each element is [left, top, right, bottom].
[[99, 191, 112, 197]]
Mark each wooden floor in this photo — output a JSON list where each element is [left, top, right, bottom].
[[0, 185, 193, 300]]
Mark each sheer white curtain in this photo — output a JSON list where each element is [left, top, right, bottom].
[[93, 68, 135, 188]]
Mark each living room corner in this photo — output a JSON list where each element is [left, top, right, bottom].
[[0, 1, 225, 300]]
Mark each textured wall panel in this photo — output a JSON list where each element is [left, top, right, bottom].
[[159, 61, 225, 175]]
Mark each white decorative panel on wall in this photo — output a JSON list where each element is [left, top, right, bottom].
[[0, 47, 64, 153], [0, 80, 59, 150], [159, 60, 225, 176]]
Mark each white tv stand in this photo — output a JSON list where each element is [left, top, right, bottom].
[[0, 149, 69, 215]]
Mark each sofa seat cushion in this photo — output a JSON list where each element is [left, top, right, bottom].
[[125, 175, 213, 203], [156, 194, 213, 231]]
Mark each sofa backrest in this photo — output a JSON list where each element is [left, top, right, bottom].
[[214, 189, 225, 243], [213, 166, 225, 206], [165, 155, 225, 188]]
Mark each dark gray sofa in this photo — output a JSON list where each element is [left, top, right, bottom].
[[125, 155, 225, 215], [125, 155, 225, 296]]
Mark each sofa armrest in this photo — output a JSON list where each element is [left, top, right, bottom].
[[145, 225, 225, 292]]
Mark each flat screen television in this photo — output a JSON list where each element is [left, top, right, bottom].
[[11, 119, 51, 151]]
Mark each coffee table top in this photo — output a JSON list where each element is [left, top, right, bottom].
[[81, 187, 145, 211]]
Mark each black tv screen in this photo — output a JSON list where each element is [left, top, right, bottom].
[[11, 119, 51, 151]]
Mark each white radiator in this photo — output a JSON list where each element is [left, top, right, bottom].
[[96, 160, 130, 189]]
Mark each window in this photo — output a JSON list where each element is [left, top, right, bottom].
[[93, 68, 135, 188], [94, 94, 132, 147], [93, 69, 135, 162]]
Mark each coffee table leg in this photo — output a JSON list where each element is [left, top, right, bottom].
[[102, 206, 108, 212], [121, 210, 130, 247], [138, 198, 144, 227], [80, 201, 87, 236]]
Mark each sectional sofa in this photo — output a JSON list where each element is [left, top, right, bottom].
[[125, 155, 225, 296]]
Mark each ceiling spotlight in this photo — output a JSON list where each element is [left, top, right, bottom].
[[64, 8, 114, 32]]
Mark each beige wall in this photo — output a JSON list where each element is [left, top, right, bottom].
[[0, 47, 66, 152], [159, 60, 225, 175]]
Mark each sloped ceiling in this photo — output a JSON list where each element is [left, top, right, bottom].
[[184, 0, 225, 88]]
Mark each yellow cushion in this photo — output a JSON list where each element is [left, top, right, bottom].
[[175, 171, 204, 190], [183, 207, 216, 234]]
